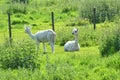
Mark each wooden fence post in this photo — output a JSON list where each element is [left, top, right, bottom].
[[93, 7, 96, 30], [51, 12, 55, 31], [8, 12, 12, 44]]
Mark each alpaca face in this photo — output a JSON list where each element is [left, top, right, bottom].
[[72, 28, 78, 35], [25, 26, 30, 33]]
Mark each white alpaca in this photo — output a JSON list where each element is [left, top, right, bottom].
[[25, 26, 56, 53], [64, 28, 80, 52]]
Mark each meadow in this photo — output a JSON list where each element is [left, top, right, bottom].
[[0, 0, 120, 80]]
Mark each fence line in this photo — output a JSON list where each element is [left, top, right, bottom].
[[5, 9, 97, 44]]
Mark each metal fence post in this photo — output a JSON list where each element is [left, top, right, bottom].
[[51, 12, 55, 31], [8, 12, 12, 44], [93, 7, 96, 30]]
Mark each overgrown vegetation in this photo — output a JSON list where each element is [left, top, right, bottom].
[[0, 0, 120, 80], [0, 40, 40, 69], [1, 0, 120, 28], [99, 25, 120, 56], [55, 25, 101, 47], [0, 41, 120, 79], [79, 0, 120, 23]]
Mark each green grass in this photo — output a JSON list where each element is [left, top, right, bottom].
[[0, 44, 120, 80], [0, 25, 120, 80], [0, 21, 119, 80], [0, 0, 120, 80]]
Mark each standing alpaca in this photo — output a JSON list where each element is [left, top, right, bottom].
[[64, 28, 80, 52], [25, 25, 56, 53]]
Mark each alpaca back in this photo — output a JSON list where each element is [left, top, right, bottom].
[[35, 30, 56, 42]]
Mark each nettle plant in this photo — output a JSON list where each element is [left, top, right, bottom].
[[0, 40, 40, 69]]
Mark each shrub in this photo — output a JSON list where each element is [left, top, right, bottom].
[[10, 0, 30, 4], [22, 20, 29, 24], [62, 7, 71, 13], [12, 19, 22, 25], [12, 19, 29, 25], [6, 1, 28, 14], [106, 52, 120, 70], [79, 0, 120, 23], [56, 26, 99, 47], [99, 27, 120, 56], [59, 36, 70, 46], [0, 40, 40, 69], [66, 18, 89, 26], [56, 27, 73, 46]]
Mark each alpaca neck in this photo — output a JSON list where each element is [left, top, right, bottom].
[[75, 35, 78, 44], [27, 30, 35, 40]]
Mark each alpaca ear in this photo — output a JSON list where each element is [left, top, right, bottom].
[[76, 28, 78, 31]]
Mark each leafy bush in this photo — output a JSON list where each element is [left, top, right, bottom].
[[99, 27, 120, 56], [11, 0, 30, 4], [79, 0, 120, 23], [12, 19, 22, 25], [56, 27, 73, 46], [6, 1, 28, 14], [0, 40, 40, 69], [59, 36, 70, 46], [12, 19, 29, 25], [106, 52, 120, 70], [62, 7, 71, 13], [56, 26, 100, 47], [66, 18, 89, 26]]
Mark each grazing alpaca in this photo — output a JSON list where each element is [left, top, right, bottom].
[[25, 26, 56, 53], [64, 28, 80, 52]]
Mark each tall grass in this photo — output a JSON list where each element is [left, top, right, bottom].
[[0, 39, 40, 69], [0, 41, 120, 80], [99, 24, 120, 56], [1, 0, 120, 29], [79, 0, 120, 23], [0, 0, 120, 79]]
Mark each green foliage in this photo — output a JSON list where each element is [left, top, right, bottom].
[[106, 52, 120, 70], [0, 0, 120, 29], [66, 18, 89, 26], [0, 43, 120, 79], [56, 27, 73, 46], [11, 0, 30, 4], [12, 19, 29, 25], [79, 26, 100, 47], [4, 0, 29, 14], [0, 0, 120, 79], [12, 19, 22, 25], [62, 7, 71, 13], [56, 26, 100, 47], [79, 0, 120, 23], [0, 40, 40, 69], [99, 26, 120, 56]]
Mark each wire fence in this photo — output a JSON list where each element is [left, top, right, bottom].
[[0, 15, 56, 44], [0, 29, 31, 44]]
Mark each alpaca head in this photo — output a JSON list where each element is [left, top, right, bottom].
[[72, 28, 78, 35], [24, 26, 31, 33]]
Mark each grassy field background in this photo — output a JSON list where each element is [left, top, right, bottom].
[[0, 0, 120, 80]]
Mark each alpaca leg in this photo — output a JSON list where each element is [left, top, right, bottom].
[[50, 42, 54, 53], [43, 43, 46, 53]]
